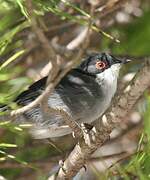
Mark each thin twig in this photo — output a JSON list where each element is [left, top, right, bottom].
[[96, 0, 129, 17]]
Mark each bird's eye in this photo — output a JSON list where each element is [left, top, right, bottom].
[[95, 61, 106, 70]]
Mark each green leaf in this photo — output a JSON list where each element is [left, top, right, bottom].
[[0, 121, 11, 126], [144, 95, 150, 139], [0, 143, 17, 148], [0, 50, 25, 71], [16, 0, 29, 19]]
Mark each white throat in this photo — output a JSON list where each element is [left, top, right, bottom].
[[96, 63, 121, 84], [96, 63, 121, 105]]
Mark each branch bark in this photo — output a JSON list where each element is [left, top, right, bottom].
[[55, 59, 150, 179]]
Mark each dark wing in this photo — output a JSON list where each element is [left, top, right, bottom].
[[15, 69, 101, 111], [15, 76, 47, 105], [14, 69, 94, 104]]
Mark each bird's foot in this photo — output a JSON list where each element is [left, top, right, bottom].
[[59, 160, 66, 174], [80, 123, 97, 146]]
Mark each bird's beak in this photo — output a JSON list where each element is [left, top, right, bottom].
[[122, 58, 132, 64], [113, 57, 132, 64]]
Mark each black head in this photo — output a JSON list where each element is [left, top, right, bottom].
[[79, 52, 128, 75]]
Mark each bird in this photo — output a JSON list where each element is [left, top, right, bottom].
[[0, 52, 130, 139]]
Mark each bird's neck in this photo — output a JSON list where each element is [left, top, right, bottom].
[[96, 64, 121, 97]]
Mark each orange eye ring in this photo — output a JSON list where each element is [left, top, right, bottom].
[[96, 61, 106, 69]]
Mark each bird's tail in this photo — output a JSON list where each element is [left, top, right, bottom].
[[0, 104, 10, 111], [0, 104, 10, 121]]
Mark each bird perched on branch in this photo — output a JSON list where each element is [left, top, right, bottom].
[[0, 53, 130, 139]]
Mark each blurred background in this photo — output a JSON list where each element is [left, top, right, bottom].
[[0, 0, 150, 179]]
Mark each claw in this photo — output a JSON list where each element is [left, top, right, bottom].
[[81, 123, 93, 133], [59, 159, 64, 168], [80, 123, 97, 146], [72, 131, 76, 138], [83, 165, 87, 171], [59, 160, 66, 174]]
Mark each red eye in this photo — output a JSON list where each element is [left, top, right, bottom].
[[96, 61, 106, 70]]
